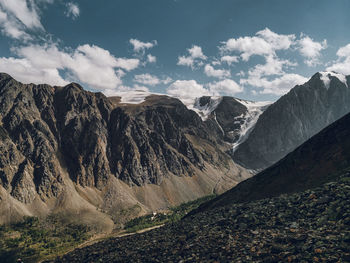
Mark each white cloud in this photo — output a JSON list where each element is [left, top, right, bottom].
[[204, 64, 231, 78], [326, 43, 350, 75], [220, 28, 295, 61], [177, 45, 207, 69], [134, 73, 160, 86], [188, 45, 207, 60], [248, 55, 296, 77], [115, 57, 140, 71], [0, 0, 43, 30], [167, 80, 211, 104], [221, 55, 239, 65], [177, 56, 195, 68], [134, 73, 172, 86], [336, 43, 350, 57], [0, 0, 53, 40], [208, 79, 242, 95], [240, 73, 307, 95], [0, 8, 30, 39], [256, 28, 295, 51], [147, 54, 156, 63], [65, 2, 80, 20], [298, 34, 327, 66], [130, 39, 157, 53], [0, 43, 143, 92], [0, 56, 68, 86]]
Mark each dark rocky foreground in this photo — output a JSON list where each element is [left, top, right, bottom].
[[50, 173, 350, 263]]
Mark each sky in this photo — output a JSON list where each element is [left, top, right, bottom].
[[0, 0, 350, 102]]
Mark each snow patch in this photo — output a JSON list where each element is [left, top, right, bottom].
[[184, 96, 223, 121], [320, 71, 348, 89], [231, 98, 272, 153]]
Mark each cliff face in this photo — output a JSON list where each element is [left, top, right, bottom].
[[0, 73, 249, 225], [233, 72, 350, 170]]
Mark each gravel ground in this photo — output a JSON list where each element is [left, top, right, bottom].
[[49, 173, 350, 263]]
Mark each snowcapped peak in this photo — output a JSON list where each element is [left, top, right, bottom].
[[191, 96, 223, 121], [319, 71, 348, 89]]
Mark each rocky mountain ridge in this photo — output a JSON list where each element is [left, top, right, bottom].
[[50, 103, 350, 263], [0, 73, 249, 226], [233, 71, 350, 171]]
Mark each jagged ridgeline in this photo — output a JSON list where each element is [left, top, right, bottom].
[[0, 73, 250, 226], [1, 71, 350, 228], [233, 72, 350, 171]]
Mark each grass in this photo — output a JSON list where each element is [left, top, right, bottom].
[[0, 195, 216, 262], [0, 215, 91, 263], [124, 194, 216, 233]]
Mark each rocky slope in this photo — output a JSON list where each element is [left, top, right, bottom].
[[49, 109, 350, 263], [233, 71, 350, 170], [0, 73, 249, 226], [49, 172, 350, 263], [196, 110, 350, 213]]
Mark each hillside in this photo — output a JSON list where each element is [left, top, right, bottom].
[[197, 111, 350, 212], [49, 172, 350, 262]]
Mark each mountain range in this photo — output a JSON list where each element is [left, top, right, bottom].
[[49, 102, 350, 263], [1, 71, 350, 232]]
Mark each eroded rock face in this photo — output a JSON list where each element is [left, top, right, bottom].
[[0, 73, 239, 207], [233, 72, 350, 170]]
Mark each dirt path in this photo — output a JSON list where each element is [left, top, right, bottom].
[[39, 224, 165, 262]]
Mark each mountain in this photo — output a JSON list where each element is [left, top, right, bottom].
[[196, 110, 350, 212], [186, 96, 270, 146], [49, 165, 350, 262], [233, 71, 350, 170], [0, 73, 250, 227], [50, 103, 350, 263]]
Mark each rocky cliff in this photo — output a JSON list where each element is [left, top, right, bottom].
[[0, 73, 249, 226]]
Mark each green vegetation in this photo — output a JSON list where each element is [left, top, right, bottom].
[[0, 215, 91, 263], [124, 194, 215, 233]]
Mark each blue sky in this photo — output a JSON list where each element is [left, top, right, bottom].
[[0, 0, 350, 102]]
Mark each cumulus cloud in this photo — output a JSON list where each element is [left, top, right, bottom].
[[0, 8, 30, 39], [147, 54, 156, 63], [177, 45, 207, 69], [134, 73, 160, 86], [221, 55, 239, 65], [326, 43, 350, 75], [0, 0, 43, 30], [220, 28, 295, 61], [240, 73, 307, 95], [166, 78, 242, 104], [247, 55, 297, 77], [115, 57, 140, 71], [130, 38, 157, 53], [0, 0, 50, 40], [204, 64, 231, 78], [298, 34, 327, 66], [208, 79, 242, 95], [0, 43, 142, 92], [220, 28, 312, 95], [167, 80, 211, 104], [65, 2, 80, 19], [134, 73, 172, 86]]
